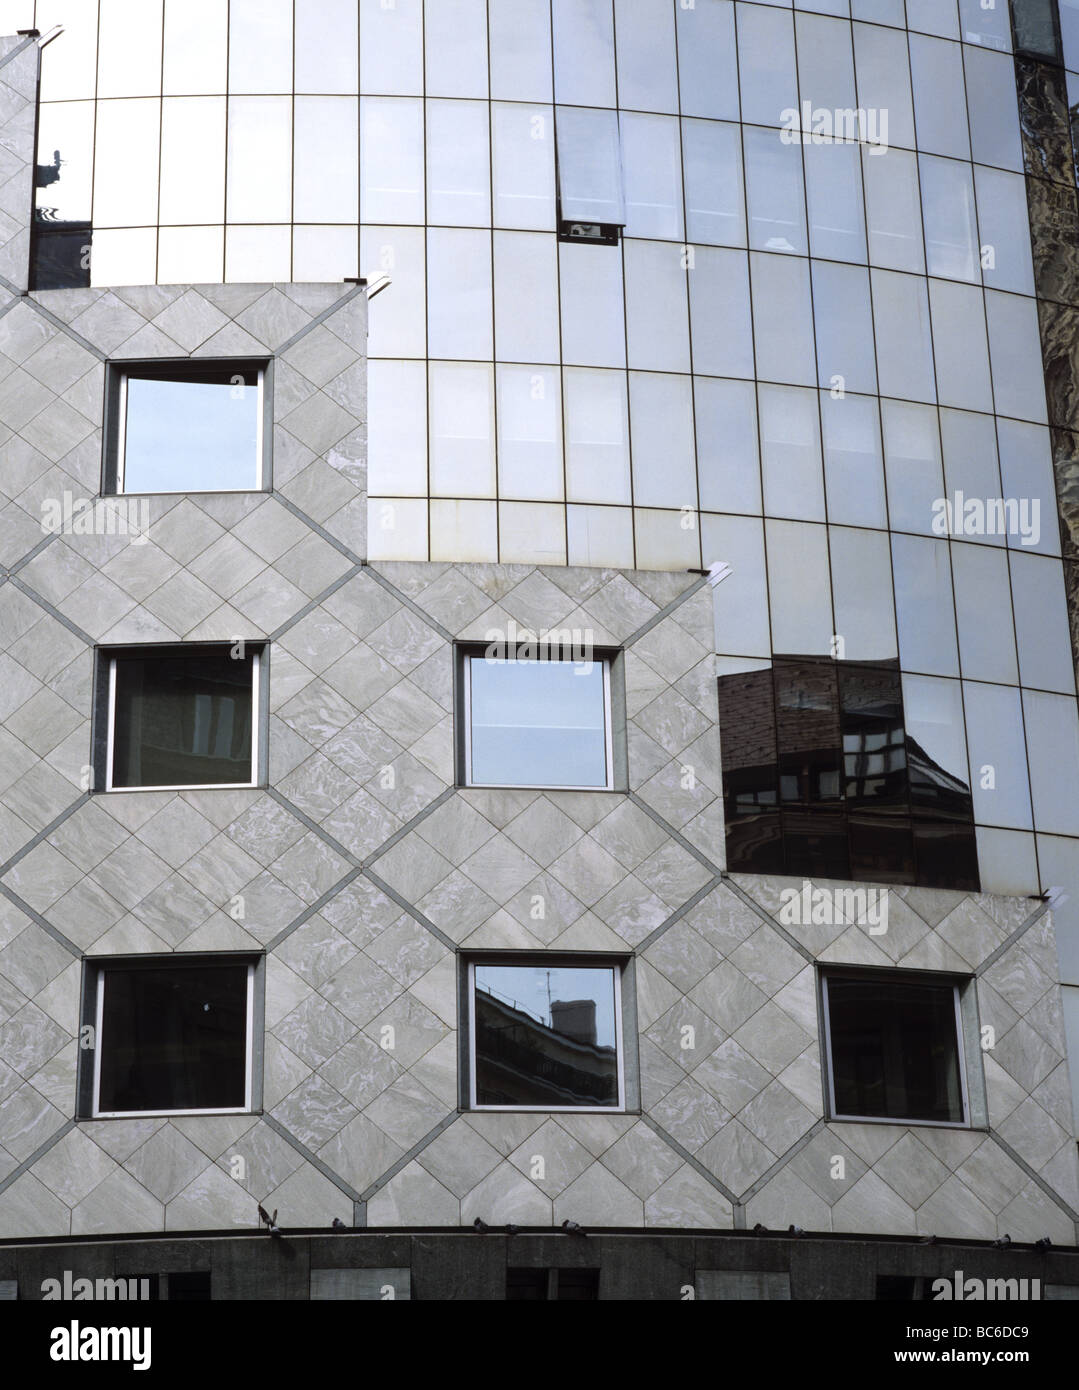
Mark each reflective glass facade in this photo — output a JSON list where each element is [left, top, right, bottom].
[[5, 0, 1079, 1123]]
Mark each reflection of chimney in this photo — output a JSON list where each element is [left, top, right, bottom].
[[550, 999, 596, 1046]]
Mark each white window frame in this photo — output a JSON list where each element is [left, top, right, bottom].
[[467, 958, 626, 1113], [115, 366, 265, 495], [821, 971, 971, 1129], [105, 646, 261, 793], [91, 961, 255, 1119], [461, 648, 615, 791]]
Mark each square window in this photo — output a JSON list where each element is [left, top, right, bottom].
[[458, 644, 616, 790], [87, 958, 256, 1118], [466, 958, 626, 1110], [822, 970, 969, 1126], [105, 359, 270, 494], [100, 644, 262, 791]]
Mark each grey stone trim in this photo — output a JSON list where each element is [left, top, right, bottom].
[[360, 785, 457, 869], [8, 576, 94, 647], [634, 873, 725, 955], [737, 1119, 829, 1206], [273, 493, 365, 569], [261, 1113, 365, 1206], [0, 34, 37, 70], [263, 864, 366, 954], [639, 1114, 740, 1209], [976, 899, 1052, 976], [274, 281, 367, 356], [988, 1132, 1079, 1229], [362, 866, 457, 951], [267, 561, 365, 642], [4, 531, 59, 577], [0, 792, 89, 880], [25, 296, 107, 361], [358, 1110, 460, 1202], [367, 564, 456, 644], [0, 1120, 74, 1201], [721, 874, 817, 965], [265, 788, 362, 869], [622, 573, 709, 648], [352, 1199, 366, 1227], [0, 884, 81, 957], [627, 791, 722, 877]]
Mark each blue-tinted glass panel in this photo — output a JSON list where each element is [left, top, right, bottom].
[[122, 370, 261, 492]]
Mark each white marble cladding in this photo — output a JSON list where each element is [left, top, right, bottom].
[[0, 538, 1075, 1241]]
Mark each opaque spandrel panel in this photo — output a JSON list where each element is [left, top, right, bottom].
[[367, 359, 428, 497]]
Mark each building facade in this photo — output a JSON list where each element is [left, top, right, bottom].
[[0, 0, 1079, 1299]]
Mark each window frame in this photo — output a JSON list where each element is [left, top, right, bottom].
[[100, 642, 264, 794], [103, 357, 273, 497], [464, 954, 629, 1114], [820, 966, 973, 1130], [456, 642, 618, 792], [86, 956, 258, 1120]]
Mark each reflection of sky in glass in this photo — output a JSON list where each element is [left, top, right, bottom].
[[469, 656, 606, 787], [123, 377, 259, 493], [475, 965, 616, 1048]]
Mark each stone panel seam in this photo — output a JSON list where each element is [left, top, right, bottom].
[[976, 899, 1051, 976], [4, 531, 59, 578], [0, 35, 38, 70], [623, 574, 709, 648], [357, 1110, 460, 1202], [0, 1118, 74, 1203], [274, 281, 366, 355], [25, 295, 108, 362], [720, 875, 816, 965], [264, 787, 362, 869], [367, 564, 455, 644], [736, 1117, 828, 1206], [266, 560, 364, 642], [638, 1113, 740, 1209], [9, 575, 94, 647], [361, 867, 457, 951], [272, 493, 365, 571], [260, 1112, 365, 1206], [986, 1130, 1079, 1223], [262, 864, 366, 954], [0, 883, 81, 957], [626, 791, 722, 876], [0, 791, 89, 881], [635, 873, 725, 954], [360, 785, 456, 869]]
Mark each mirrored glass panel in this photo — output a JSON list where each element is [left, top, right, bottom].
[[472, 961, 620, 1108]]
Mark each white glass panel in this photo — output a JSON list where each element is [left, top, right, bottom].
[[427, 228, 492, 360], [615, 0, 678, 113], [556, 106, 625, 225], [871, 269, 936, 403], [909, 35, 970, 159], [892, 535, 960, 675], [701, 513, 770, 657], [766, 519, 834, 655], [986, 291, 1048, 425], [158, 225, 224, 283], [940, 409, 1003, 547], [360, 97, 424, 223], [559, 241, 626, 368], [359, 0, 423, 95], [629, 373, 696, 510], [620, 113, 683, 240], [39, 0, 100, 102], [567, 504, 635, 567], [553, 0, 616, 107], [690, 247, 754, 378], [225, 224, 291, 280], [804, 140, 866, 262], [426, 99, 490, 227], [695, 377, 760, 514], [635, 509, 701, 570], [35, 101, 94, 223], [494, 232, 560, 363], [812, 260, 878, 396], [425, 0, 489, 98], [795, 10, 856, 113], [1010, 553, 1075, 694], [952, 542, 1018, 683], [367, 497, 429, 561], [683, 119, 745, 247], [159, 97, 226, 226], [677, 0, 738, 120], [974, 167, 1035, 296], [98, 0, 162, 98], [163, 0, 228, 96], [93, 99, 161, 226], [920, 155, 978, 282], [829, 526, 897, 661], [229, 0, 293, 93], [360, 225, 426, 356], [564, 367, 631, 504], [964, 45, 1022, 171], [862, 146, 924, 273], [820, 392, 886, 528], [429, 361, 495, 497], [227, 97, 293, 223], [499, 502, 567, 565], [963, 680, 1032, 830], [489, 0, 552, 102], [122, 371, 260, 492], [497, 365, 564, 501], [737, 3, 797, 128], [295, 0, 357, 93], [293, 225, 357, 281], [744, 125, 806, 254], [624, 238, 690, 372], [997, 419, 1058, 557], [89, 228, 157, 287], [759, 383, 825, 521], [493, 104, 556, 230], [881, 399, 944, 536], [294, 97, 358, 223], [907, 0, 958, 37], [929, 279, 992, 413], [959, 0, 1011, 51], [367, 359, 428, 497], [852, 22, 915, 150], [429, 499, 498, 562], [1023, 692, 1079, 835], [751, 253, 816, 387]]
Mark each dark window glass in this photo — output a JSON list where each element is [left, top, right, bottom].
[[911, 815, 979, 892], [826, 974, 964, 1124], [111, 647, 256, 789], [774, 659, 842, 806], [507, 1269, 549, 1300], [30, 223, 92, 290], [473, 963, 619, 1108], [466, 652, 609, 789], [783, 808, 850, 880], [556, 1268, 599, 1300], [848, 813, 915, 884], [839, 665, 907, 811], [166, 1271, 212, 1301], [876, 1275, 934, 1301], [97, 964, 249, 1114]]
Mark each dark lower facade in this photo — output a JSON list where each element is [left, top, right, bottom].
[[3, 1229, 1078, 1302]]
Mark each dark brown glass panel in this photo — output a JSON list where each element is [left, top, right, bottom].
[[782, 807, 850, 879], [838, 664, 908, 812], [98, 965, 249, 1113], [912, 815, 980, 892], [849, 813, 915, 884], [827, 974, 964, 1124], [773, 658, 843, 806]]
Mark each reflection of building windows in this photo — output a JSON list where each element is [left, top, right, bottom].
[[98, 644, 262, 791], [82, 957, 258, 1118], [104, 360, 270, 495], [465, 959, 626, 1111], [717, 656, 978, 888], [554, 106, 625, 245], [821, 970, 971, 1126], [457, 644, 618, 790]]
